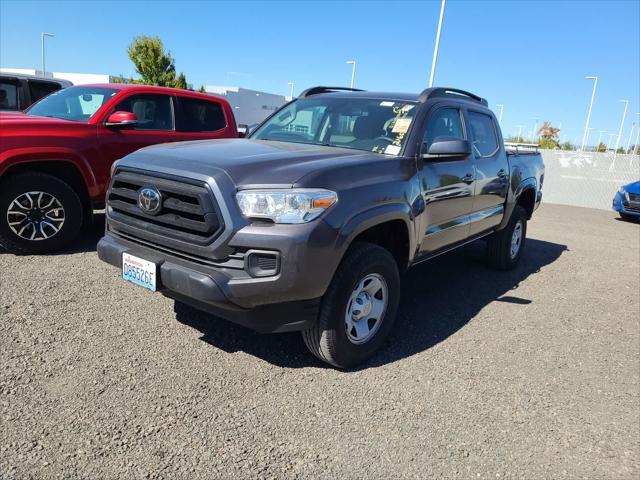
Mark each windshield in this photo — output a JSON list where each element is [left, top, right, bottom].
[[26, 86, 119, 122], [251, 97, 417, 155]]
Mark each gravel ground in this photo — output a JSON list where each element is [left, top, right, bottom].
[[1, 204, 638, 479]]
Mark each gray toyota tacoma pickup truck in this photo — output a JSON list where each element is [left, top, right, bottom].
[[98, 86, 544, 368]]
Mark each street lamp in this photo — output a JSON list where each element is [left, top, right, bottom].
[[346, 60, 356, 89], [531, 118, 538, 141], [287, 82, 295, 99], [607, 133, 616, 151], [41, 32, 55, 76], [611, 99, 629, 169], [625, 121, 636, 153], [635, 113, 640, 155], [580, 76, 598, 152], [428, 0, 446, 87], [585, 127, 594, 150], [515, 125, 523, 141], [496, 104, 504, 125]]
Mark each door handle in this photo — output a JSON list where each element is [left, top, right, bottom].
[[462, 173, 474, 184], [497, 168, 507, 178]]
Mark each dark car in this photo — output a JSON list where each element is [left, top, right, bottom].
[[0, 73, 72, 111], [98, 86, 545, 368]]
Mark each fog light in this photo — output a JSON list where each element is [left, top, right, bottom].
[[245, 250, 280, 277]]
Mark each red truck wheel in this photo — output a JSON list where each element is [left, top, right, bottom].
[[0, 172, 83, 255]]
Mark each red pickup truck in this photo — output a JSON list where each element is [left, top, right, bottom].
[[0, 84, 238, 254]]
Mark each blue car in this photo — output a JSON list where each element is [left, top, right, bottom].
[[613, 180, 640, 220]]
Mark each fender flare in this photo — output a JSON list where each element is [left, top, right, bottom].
[[335, 202, 416, 268], [498, 177, 537, 230], [0, 148, 97, 196]]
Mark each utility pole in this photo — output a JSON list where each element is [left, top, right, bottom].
[[428, 0, 446, 87], [41, 32, 55, 76], [611, 99, 629, 170], [346, 60, 356, 89], [580, 76, 598, 152]]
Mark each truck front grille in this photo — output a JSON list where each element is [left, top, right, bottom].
[[107, 170, 223, 247], [628, 192, 640, 202]]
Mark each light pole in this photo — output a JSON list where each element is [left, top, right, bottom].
[[611, 99, 629, 169], [515, 125, 523, 141], [287, 82, 295, 99], [635, 113, 640, 155], [580, 76, 598, 152], [531, 118, 538, 142], [346, 60, 356, 89], [607, 133, 616, 151], [428, 0, 446, 87], [625, 122, 636, 153], [584, 127, 594, 150], [41, 32, 55, 76], [496, 104, 504, 125]]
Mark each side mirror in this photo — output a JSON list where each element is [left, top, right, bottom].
[[423, 136, 471, 159], [106, 111, 138, 128], [238, 123, 259, 138]]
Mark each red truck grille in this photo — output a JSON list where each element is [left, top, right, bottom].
[[107, 169, 223, 247]]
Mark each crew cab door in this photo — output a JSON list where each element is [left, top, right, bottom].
[[418, 105, 475, 255], [174, 96, 235, 141], [466, 110, 509, 236], [98, 93, 179, 167]]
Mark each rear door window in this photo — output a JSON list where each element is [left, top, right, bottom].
[[29, 81, 61, 103], [468, 111, 499, 157], [113, 94, 174, 131], [0, 81, 20, 110], [177, 97, 226, 132]]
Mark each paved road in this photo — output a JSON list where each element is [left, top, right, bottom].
[[1, 204, 638, 479]]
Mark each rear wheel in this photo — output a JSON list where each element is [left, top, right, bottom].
[[486, 205, 527, 270], [0, 172, 84, 254], [619, 212, 637, 221], [302, 242, 400, 368]]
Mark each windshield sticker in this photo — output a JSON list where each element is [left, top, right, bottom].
[[380, 101, 395, 107], [385, 145, 401, 155], [392, 117, 412, 134]]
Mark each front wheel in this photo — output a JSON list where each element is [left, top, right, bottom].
[[486, 205, 527, 270], [302, 242, 400, 368], [619, 212, 637, 221], [0, 172, 84, 254]]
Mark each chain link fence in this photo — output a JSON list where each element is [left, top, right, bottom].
[[539, 150, 640, 210]]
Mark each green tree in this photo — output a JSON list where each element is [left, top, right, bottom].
[[506, 136, 527, 143], [596, 142, 607, 152], [560, 141, 576, 151], [537, 121, 560, 149], [198, 85, 207, 94], [127, 35, 188, 88]]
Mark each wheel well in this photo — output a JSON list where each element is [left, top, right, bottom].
[[352, 220, 410, 271], [1, 161, 92, 216], [517, 187, 536, 219]]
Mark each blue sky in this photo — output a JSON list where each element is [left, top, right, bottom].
[[1, 0, 639, 145]]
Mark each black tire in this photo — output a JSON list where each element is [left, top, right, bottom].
[[302, 242, 400, 368], [486, 205, 527, 271], [0, 172, 84, 254]]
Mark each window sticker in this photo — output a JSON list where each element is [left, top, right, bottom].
[[392, 117, 412, 134], [385, 145, 401, 155], [380, 101, 395, 107]]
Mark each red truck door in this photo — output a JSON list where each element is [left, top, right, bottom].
[[98, 93, 180, 171], [173, 96, 236, 141]]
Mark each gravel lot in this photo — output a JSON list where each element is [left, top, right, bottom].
[[1, 204, 638, 479]]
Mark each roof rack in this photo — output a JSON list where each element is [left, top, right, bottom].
[[417, 87, 488, 106], [298, 86, 365, 98]]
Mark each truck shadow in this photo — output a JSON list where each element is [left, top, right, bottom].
[[174, 238, 568, 370]]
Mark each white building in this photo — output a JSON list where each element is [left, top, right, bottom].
[[206, 86, 288, 125], [0, 67, 114, 85]]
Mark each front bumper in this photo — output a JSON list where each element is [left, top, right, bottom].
[[612, 192, 640, 217], [97, 226, 339, 333]]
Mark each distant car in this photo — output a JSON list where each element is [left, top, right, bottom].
[[0, 84, 239, 254], [612, 180, 640, 220], [0, 73, 72, 111]]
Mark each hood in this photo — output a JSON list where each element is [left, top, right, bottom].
[[623, 180, 640, 194], [124, 138, 385, 187], [0, 112, 80, 127]]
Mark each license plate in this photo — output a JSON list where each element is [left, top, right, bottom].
[[122, 253, 157, 291]]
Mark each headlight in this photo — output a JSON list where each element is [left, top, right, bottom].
[[236, 189, 337, 223], [618, 187, 626, 194]]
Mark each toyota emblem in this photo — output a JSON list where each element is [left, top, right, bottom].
[[138, 186, 162, 215]]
